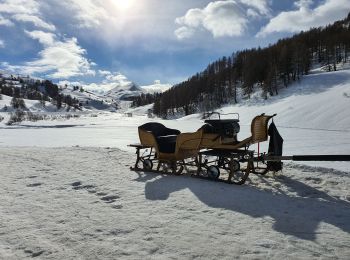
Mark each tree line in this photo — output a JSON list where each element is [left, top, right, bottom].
[[131, 93, 161, 107], [153, 13, 350, 118]]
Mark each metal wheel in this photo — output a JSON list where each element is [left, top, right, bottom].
[[142, 159, 153, 171], [207, 165, 220, 179], [174, 164, 184, 175], [228, 161, 250, 185], [230, 159, 240, 171]]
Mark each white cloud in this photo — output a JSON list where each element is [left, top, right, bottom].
[[176, 8, 204, 28], [83, 72, 133, 94], [0, 0, 97, 80], [98, 70, 112, 76], [0, 39, 4, 48], [175, 0, 248, 39], [257, 0, 350, 37], [3, 32, 96, 79], [175, 0, 271, 39], [25, 30, 56, 46], [240, 0, 271, 16], [174, 26, 196, 40], [104, 72, 131, 86], [13, 14, 55, 31], [0, 0, 55, 30], [26, 37, 95, 78], [0, 0, 40, 15], [58, 0, 109, 28], [0, 14, 14, 26]]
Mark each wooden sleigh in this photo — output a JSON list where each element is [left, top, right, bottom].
[[129, 114, 276, 184]]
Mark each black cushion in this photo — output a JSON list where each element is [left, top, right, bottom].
[[139, 122, 180, 153], [139, 122, 180, 137], [156, 135, 177, 153]]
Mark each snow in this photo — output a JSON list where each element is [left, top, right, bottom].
[[1, 69, 350, 170], [0, 147, 349, 259], [139, 81, 172, 94], [0, 68, 350, 259], [0, 94, 58, 113]]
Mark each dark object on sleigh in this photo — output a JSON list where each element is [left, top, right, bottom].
[[203, 119, 240, 139], [267, 121, 284, 172], [138, 122, 180, 153]]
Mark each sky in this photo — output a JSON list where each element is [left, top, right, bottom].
[[0, 0, 349, 93]]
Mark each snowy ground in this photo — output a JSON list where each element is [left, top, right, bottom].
[[0, 147, 349, 259], [0, 68, 350, 259]]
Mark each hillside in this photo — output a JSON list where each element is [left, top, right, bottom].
[[0, 73, 169, 114], [152, 13, 350, 118]]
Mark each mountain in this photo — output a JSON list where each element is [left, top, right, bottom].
[[105, 82, 142, 100], [139, 81, 172, 94], [0, 72, 169, 112], [0, 73, 119, 112], [104, 81, 171, 100]]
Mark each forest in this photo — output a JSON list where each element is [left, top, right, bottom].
[[152, 13, 350, 118]]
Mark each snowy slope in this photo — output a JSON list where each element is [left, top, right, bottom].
[[60, 88, 118, 111], [0, 94, 63, 113], [218, 68, 350, 130], [104, 82, 142, 100]]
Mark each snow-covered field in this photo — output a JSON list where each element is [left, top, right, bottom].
[[0, 69, 350, 259], [1, 147, 349, 259]]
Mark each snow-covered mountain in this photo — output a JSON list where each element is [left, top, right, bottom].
[[0, 72, 172, 113], [105, 82, 142, 100], [139, 81, 172, 94], [104, 80, 171, 100]]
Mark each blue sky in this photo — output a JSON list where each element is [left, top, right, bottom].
[[0, 0, 349, 92]]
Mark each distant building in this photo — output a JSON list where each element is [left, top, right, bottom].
[[125, 112, 133, 117]]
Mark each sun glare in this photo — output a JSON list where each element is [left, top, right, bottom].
[[112, 0, 135, 11]]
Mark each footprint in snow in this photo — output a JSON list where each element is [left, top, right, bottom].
[[24, 249, 45, 258], [27, 183, 42, 187], [111, 204, 123, 209], [100, 195, 120, 203], [96, 192, 108, 196], [71, 181, 96, 191], [70, 181, 121, 207], [71, 181, 82, 187]]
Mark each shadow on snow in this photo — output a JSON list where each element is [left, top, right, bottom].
[[137, 171, 350, 241]]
